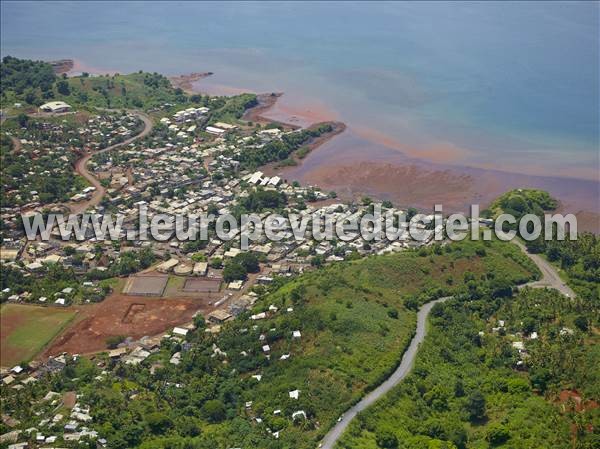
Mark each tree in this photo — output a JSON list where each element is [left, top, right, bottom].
[[407, 207, 419, 220], [376, 430, 398, 448], [24, 88, 39, 105], [57, 79, 71, 96], [233, 252, 259, 273], [574, 315, 589, 332], [191, 252, 206, 262], [311, 255, 324, 267], [486, 424, 510, 446], [209, 257, 223, 269], [63, 246, 76, 256], [106, 335, 125, 349], [193, 314, 206, 330], [145, 412, 172, 434], [223, 262, 247, 282], [202, 399, 226, 423], [17, 113, 29, 128], [490, 278, 513, 298], [466, 390, 486, 421], [387, 308, 399, 319]]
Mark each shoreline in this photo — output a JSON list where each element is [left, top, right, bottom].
[[242, 92, 300, 130], [42, 61, 598, 232], [168, 72, 214, 94], [261, 121, 347, 176], [188, 75, 598, 232]]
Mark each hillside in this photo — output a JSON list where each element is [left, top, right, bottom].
[[0, 239, 539, 448], [337, 287, 599, 449], [0, 55, 257, 114]]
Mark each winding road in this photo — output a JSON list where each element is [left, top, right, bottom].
[[68, 111, 153, 214], [319, 296, 451, 449], [512, 240, 576, 298], [319, 241, 574, 449]]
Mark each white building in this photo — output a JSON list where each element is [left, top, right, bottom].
[[40, 101, 72, 113]]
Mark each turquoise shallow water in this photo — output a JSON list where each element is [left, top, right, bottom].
[[1, 1, 598, 179]]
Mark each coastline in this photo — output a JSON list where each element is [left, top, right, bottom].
[[49, 62, 599, 233], [168, 72, 214, 94], [189, 75, 599, 233], [242, 92, 300, 130]]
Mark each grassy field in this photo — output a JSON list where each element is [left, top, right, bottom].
[[0, 304, 77, 367]]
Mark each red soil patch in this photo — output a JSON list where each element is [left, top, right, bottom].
[[558, 389, 599, 413], [40, 293, 210, 357]]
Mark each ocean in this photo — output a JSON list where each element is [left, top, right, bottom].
[[1, 1, 598, 182]]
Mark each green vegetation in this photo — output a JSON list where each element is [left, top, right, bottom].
[[237, 123, 333, 169], [0, 248, 154, 304], [61, 72, 189, 109], [1, 263, 108, 305], [208, 93, 258, 123], [223, 252, 260, 282], [0, 304, 77, 366], [486, 188, 558, 223], [0, 120, 83, 207], [1, 55, 249, 114], [337, 287, 599, 449], [86, 248, 156, 280], [239, 188, 287, 212], [528, 232, 599, 302], [0, 239, 538, 448], [0, 56, 56, 106], [1, 111, 142, 207]]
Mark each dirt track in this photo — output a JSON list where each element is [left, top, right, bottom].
[[68, 111, 153, 214]]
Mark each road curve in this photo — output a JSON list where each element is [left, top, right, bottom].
[[512, 240, 576, 298], [320, 241, 575, 448], [319, 296, 451, 449], [69, 111, 153, 214]]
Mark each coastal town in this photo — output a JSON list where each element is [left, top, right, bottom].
[[0, 66, 446, 446], [1, 53, 597, 449]]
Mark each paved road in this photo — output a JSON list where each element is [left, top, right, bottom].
[[319, 296, 451, 449], [512, 240, 576, 298], [68, 111, 153, 214], [320, 240, 575, 448]]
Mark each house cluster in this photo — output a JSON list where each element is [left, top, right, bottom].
[[1, 112, 142, 218], [0, 354, 110, 448], [1, 104, 435, 310], [484, 317, 575, 370], [0, 239, 112, 305], [0, 356, 110, 448]]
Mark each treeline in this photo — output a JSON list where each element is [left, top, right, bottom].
[[0, 263, 109, 305], [0, 56, 56, 103], [86, 247, 156, 280], [1, 247, 155, 304], [486, 188, 558, 223], [238, 123, 333, 169], [239, 188, 287, 212], [209, 93, 258, 123]]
